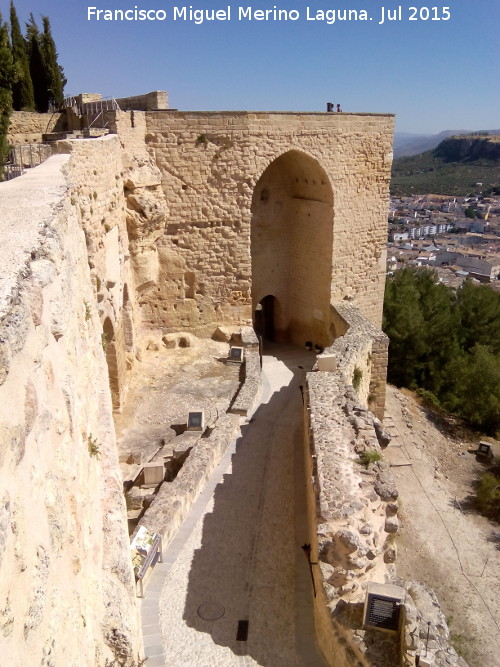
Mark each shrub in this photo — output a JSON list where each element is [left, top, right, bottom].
[[475, 472, 500, 520], [84, 300, 91, 321], [352, 367, 363, 391], [87, 435, 101, 459], [357, 449, 383, 468]]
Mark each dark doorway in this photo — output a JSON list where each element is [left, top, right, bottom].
[[254, 295, 277, 341]]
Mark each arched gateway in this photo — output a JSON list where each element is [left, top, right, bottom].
[[251, 150, 334, 347]]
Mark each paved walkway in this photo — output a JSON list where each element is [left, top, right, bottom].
[[141, 345, 328, 666]]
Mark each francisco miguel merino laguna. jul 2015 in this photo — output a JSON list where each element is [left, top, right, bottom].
[[86, 5, 453, 24]]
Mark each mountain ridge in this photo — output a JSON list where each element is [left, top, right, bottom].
[[391, 134, 500, 196], [394, 129, 500, 158]]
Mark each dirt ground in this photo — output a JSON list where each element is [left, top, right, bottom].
[[384, 385, 500, 667], [114, 337, 241, 484]]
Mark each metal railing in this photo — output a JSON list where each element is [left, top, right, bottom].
[[4, 143, 53, 181], [58, 95, 121, 116]]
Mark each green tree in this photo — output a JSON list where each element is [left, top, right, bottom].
[[40, 16, 65, 109], [10, 1, 34, 110], [0, 11, 13, 180], [383, 268, 429, 388], [411, 269, 459, 393], [444, 345, 500, 434], [25, 14, 48, 112], [383, 268, 500, 433], [464, 206, 476, 219], [456, 281, 500, 355]]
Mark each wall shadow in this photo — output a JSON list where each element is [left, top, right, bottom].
[[182, 345, 319, 665]]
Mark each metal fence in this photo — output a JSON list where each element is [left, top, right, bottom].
[[4, 143, 53, 181]]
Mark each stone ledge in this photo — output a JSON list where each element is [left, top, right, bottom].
[[229, 349, 262, 416], [138, 412, 241, 544]]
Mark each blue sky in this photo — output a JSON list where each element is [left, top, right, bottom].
[[2, 0, 499, 134]]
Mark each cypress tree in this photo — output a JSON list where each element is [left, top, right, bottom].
[[10, 1, 34, 110], [25, 14, 49, 112], [0, 11, 13, 180], [40, 16, 65, 109]]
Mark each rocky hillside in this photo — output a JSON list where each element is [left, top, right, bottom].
[[434, 135, 500, 162], [391, 134, 500, 196]]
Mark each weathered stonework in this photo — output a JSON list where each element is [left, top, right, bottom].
[[139, 110, 393, 343], [6, 111, 67, 144], [0, 159, 142, 666], [2, 101, 463, 667], [304, 305, 464, 667]]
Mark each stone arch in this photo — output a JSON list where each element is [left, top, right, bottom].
[[122, 284, 135, 353], [251, 150, 334, 346], [102, 316, 124, 411]]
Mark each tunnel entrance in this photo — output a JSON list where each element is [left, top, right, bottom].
[[254, 295, 278, 341], [251, 150, 334, 348]]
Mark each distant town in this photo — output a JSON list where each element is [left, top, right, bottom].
[[387, 192, 500, 290]]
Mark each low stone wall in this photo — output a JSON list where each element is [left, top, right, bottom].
[[305, 372, 400, 665], [7, 111, 67, 144], [229, 326, 262, 416], [138, 412, 241, 544], [321, 303, 388, 420], [306, 304, 466, 667], [229, 348, 261, 416]]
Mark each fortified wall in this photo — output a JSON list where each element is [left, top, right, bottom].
[[2, 101, 463, 666], [0, 150, 141, 666]]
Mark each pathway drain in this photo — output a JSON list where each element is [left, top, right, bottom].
[[197, 601, 225, 621], [236, 619, 249, 641]]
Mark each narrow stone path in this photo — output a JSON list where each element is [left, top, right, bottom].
[[140, 345, 328, 666]]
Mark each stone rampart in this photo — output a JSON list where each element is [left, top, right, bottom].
[[52, 134, 144, 409], [1, 104, 467, 667], [6, 111, 67, 144], [305, 371, 399, 666], [115, 91, 168, 111], [0, 157, 142, 665]]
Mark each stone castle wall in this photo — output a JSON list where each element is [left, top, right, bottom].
[[130, 110, 393, 342], [0, 157, 142, 666], [114, 91, 168, 111], [328, 302, 389, 419], [52, 134, 137, 411], [305, 305, 463, 667], [1, 107, 395, 665]]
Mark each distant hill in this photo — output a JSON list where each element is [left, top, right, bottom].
[[391, 134, 500, 196], [394, 129, 500, 158]]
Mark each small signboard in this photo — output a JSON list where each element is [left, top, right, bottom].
[[130, 525, 162, 596], [477, 441, 500, 462], [478, 442, 492, 458], [187, 410, 204, 431], [363, 582, 405, 633], [228, 346, 244, 363]]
